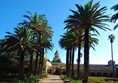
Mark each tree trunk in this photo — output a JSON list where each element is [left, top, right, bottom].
[[34, 52, 39, 76], [83, 29, 89, 83], [77, 43, 81, 79], [38, 54, 41, 75], [69, 47, 72, 77], [66, 48, 69, 76], [19, 50, 25, 79], [29, 54, 33, 75], [71, 47, 75, 78], [40, 47, 44, 74]]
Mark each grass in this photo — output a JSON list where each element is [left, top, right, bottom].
[[60, 75, 118, 83], [88, 77, 114, 83]]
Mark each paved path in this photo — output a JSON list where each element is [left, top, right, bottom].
[[38, 75, 64, 83]]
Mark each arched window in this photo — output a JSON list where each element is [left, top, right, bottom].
[[91, 72, 96, 76], [103, 73, 108, 77], [97, 72, 102, 77], [110, 73, 113, 77]]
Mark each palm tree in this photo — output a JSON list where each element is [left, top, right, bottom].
[[67, 31, 77, 77], [59, 31, 78, 77], [38, 18, 53, 74], [59, 32, 72, 77], [68, 30, 83, 79], [64, 0, 110, 82], [76, 30, 84, 80], [2, 27, 34, 79], [20, 12, 53, 75], [110, 4, 118, 30], [39, 35, 53, 74], [108, 34, 115, 77]]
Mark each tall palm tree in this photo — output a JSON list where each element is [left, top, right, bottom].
[[59, 31, 78, 77], [64, 0, 110, 82], [20, 12, 53, 75], [59, 32, 72, 77], [67, 31, 77, 77], [68, 30, 84, 79], [39, 35, 53, 74], [76, 30, 84, 80], [2, 27, 34, 79], [110, 4, 118, 30], [38, 18, 53, 74], [108, 34, 115, 77]]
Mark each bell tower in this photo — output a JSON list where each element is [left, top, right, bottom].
[[52, 50, 61, 63]]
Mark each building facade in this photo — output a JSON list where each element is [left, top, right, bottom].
[[60, 61, 117, 77]]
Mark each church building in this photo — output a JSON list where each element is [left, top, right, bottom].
[[51, 50, 62, 68]]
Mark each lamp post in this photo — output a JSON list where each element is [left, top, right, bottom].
[[108, 34, 115, 77]]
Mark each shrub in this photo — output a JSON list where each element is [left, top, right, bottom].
[[15, 75, 40, 83], [42, 72, 48, 77]]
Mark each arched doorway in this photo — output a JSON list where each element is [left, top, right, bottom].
[[91, 72, 96, 76], [97, 72, 102, 77], [103, 73, 108, 77], [110, 73, 113, 77]]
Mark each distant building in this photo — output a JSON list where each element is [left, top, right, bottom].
[[46, 51, 62, 74], [52, 50, 62, 63], [60, 60, 117, 77], [52, 50, 62, 68], [48, 51, 118, 77], [46, 60, 52, 72]]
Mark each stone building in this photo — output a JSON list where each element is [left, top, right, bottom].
[[60, 60, 117, 77], [52, 50, 62, 68], [47, 50, 117, 77], [52, 50, 62, 63], [50, 50, 62, 74]]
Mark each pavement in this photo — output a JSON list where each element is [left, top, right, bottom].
[[38, 75, 64, 83]]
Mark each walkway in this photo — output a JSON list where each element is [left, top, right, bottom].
[[38, 75, 64, 83]]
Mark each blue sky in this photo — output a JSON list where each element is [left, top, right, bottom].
[[0, 0, 118, 64]]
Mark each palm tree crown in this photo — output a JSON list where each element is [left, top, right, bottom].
[[111, 4, 118, 30], [108, 34, 115, 43], [2, 27, 33, 56]]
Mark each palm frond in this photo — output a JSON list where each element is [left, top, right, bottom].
[[111, 4, 118, 11]]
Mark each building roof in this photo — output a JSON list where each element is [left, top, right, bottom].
[[61, 64, 113, 70]]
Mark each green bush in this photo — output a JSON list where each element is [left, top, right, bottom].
[[26, 75, 39, 83], [60, 75, 117, 83], [42, 72, 48, 77], [15, 75, 40, 83], [60, 75, 71, 81]]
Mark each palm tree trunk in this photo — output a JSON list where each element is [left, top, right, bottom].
[[34, 52, 39, 76], [19, 50, 25, 79], [38, 47, 43, 75], [77, 43, 81, 79], [66, 48, 69, 76], [40, 47, 44, 74], [29, 54, 33, 75], [69, 47, 72, 77], [71, 47, 75, 78], [38, 48, 42, 75], [83, 29, 89, 83]]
